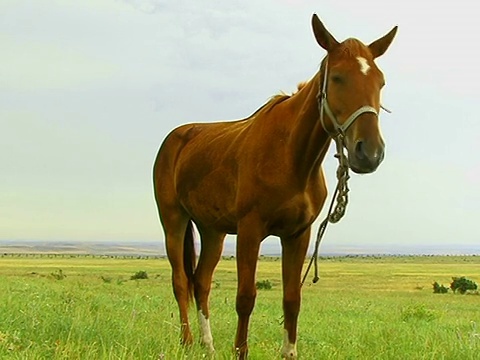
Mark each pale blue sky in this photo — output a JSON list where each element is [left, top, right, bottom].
[[1, 0, 479, 253]]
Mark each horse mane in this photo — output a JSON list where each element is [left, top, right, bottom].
[[245, 81, 308, 120], [245, 94, 290, 119]]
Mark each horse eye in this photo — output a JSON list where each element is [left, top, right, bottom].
[[331, 74, 343, 84]]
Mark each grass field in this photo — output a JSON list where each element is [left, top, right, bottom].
[[0, 255, 479, 359]]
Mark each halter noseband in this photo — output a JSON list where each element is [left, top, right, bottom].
[[318, 58, 378, 137]]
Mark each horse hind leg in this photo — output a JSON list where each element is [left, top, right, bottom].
[[194, 228, 226, 353], [164, 216, 196, 346]]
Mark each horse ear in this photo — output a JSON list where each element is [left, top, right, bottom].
[[311, 14, 339, 51], [368, 26, 398, 58]]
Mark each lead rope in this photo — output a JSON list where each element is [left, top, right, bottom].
[[301, 134, 350, 286]]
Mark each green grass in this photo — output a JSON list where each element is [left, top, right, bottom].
[[0, 255, 479, 359]]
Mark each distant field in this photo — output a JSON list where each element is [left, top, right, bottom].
[[2, 239, 480, 257], [0, 256, 479, 359]]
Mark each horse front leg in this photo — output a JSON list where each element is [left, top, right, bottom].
[[280, 228, 311, 360], [234, 217, 264, 359]]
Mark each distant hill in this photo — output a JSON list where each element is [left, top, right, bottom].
[[0, 239, 479, 257]]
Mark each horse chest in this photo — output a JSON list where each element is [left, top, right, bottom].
[[267, 190, 326, 237]]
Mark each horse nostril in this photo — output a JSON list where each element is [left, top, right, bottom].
[[355, 141, 365, 160]]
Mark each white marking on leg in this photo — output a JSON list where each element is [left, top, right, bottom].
[[356, 56, 370, 75], [197, 310, 215, 353], [281, 329, 297, 359]]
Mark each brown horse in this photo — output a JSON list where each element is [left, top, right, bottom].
[[153, 14, 397, 359]]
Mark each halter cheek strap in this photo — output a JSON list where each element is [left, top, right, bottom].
[[318, 58, 379, 137]]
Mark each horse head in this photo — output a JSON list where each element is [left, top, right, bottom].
[[312, 14, 397, 174]]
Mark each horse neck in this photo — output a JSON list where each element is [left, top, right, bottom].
[[286, 71, 331, 177]]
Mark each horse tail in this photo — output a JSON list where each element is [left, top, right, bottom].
[[184, 220, 196, 303]]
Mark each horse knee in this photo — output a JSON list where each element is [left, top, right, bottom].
[[283, 296, 301, 315], [236, 292, 256, 316]]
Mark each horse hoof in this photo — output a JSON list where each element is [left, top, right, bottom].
[[235, 346, 248, 359]]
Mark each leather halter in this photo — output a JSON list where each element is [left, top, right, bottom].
[[317, 58, 378, 137]]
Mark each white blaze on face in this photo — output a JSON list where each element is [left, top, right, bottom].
[[198, 310, 215, 353], [356, 56, 370, 75], [281, 329, 297, 359]]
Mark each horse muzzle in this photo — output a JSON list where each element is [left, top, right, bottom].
[[348, 139, 385, 174]]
